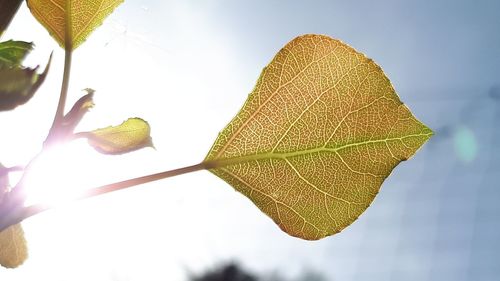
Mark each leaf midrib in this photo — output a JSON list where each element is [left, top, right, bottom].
[[206, 132, 432, 169]]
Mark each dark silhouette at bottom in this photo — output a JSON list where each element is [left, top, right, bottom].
[[190, 262, 257, 281]]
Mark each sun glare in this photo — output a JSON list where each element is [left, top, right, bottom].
[[0, 2, 242, 280], [22, 142, 105, 208]]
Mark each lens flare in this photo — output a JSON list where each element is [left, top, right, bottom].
[[21, 142, 111, 208], [453, 126, 477, 164]]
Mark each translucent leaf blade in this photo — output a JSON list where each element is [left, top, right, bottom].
[[82, 118, 153, 154], [26, 0, 124, 49], [205, 35, 432, 240], [0, 40, 33, 69], [0, 224, 27, 268], [0, 54, 51, 111]]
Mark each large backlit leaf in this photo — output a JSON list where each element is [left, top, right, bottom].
[[0, 40, 33, 69], [0, 54, 51, 111], [26, 0, 124, 49], [0, 164, 27, 268], [81, 118, 153, 154], [205, 35, 432, 240]]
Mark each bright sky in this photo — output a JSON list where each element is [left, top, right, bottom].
[[1, 1, 499, 281], [1, 1, 328, 280], [1, 2, 263, 280]]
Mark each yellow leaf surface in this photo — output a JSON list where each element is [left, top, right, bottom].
[[84, 117, 153, 154], [205, 35, 432, 240], [27, 0, 124, 49], [0, 224, 27, 268]]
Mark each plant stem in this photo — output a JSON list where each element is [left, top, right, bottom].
[[50, 0, 74, 129], [74, 162, 208, 201], [51, 47, 72, 128], [0, 162, 209, 231]]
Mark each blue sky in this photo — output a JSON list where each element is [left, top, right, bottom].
[[0, 0, 499, 280]]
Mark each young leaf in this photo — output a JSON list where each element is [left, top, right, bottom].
[[0, 54, 51, 111], [44, 89, 95, 147], [0, 224, 27, 268], [63, 89, 95, 130], [204, 35, 432, 240], [0, 40, 34, 69], [26, 0, 124, 49], [80, 118, 153, 154]]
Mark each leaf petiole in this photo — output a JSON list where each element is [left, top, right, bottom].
[[47, 0, 74, 142], [52, 47, 72, 125], [0, 162, 209, 232], [72, 162, 208, 201]]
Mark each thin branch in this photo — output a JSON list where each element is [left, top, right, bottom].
[[71, 162, 208, 202], [0, 162, 209, 232], [0, 165, 24, 174]]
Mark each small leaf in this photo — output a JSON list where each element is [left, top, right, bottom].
[[0, 224, 27, 268], [44, 89, 95, 147], [26, 0, 124, 49], [0, 40, 34, 69], [63, 88, 95, 130], [204, 35, 432, 240], [0, 54, 51, 111], [81, 118, 153, 154]]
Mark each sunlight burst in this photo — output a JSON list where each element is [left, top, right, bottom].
[[22, 143, 106, 208]]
